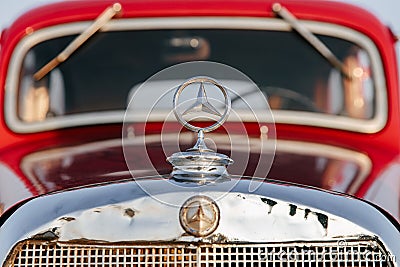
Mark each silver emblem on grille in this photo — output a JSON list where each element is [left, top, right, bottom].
[[167, 77, 234, 182], [180, 196, 220, 237]]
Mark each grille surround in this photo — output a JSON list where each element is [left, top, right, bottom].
[[6, 239, 393, 267]]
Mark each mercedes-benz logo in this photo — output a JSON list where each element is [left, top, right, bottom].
[[179, 195, 220, 237], [168, 76, 234, 180], [173, 77, 231, 133]]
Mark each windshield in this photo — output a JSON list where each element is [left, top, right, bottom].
[[16, 27, 377, 125]]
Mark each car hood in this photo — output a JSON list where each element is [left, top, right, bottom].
[[18, 132, 370, 197]]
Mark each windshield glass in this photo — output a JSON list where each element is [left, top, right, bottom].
[[17, 28, 375, 123]]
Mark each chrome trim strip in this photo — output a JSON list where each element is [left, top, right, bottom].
[[5, 17, 387, 133]]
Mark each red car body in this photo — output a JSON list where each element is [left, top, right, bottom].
[[0, 0, 399, 219], [1, 2, 400, 267]]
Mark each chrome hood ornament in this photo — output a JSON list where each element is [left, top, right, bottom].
[[167, 77, 234, 182]]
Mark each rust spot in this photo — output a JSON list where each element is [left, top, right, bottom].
[[236, 194, 246, 199], [59, 217, 75, 222], [124, 208, 135, 218], [32, 231, 58, 241], [202, 233, 230, 243]]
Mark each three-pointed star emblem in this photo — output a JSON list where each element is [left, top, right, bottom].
[[182, 82, 222, 117], [186, 201, 215, 232], [180, 196, 220, 237]]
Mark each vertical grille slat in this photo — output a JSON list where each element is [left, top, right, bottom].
[[6, 240, 392, 267]]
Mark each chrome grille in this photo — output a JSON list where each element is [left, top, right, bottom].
[[7, 239, 392, 267]]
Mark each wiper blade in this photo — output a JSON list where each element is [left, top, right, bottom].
[[272, 3, 351, 80], [34, 3, 122, 81]]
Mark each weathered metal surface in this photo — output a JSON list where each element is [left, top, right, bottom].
[[24, 190, 368, 243], [6, 238, 393, 267], [1, 177, 399, 266]]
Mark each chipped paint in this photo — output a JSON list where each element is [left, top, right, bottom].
[[124, 208, 135, 218], [289, 204, 297, 216], [19, 191, 372, 243], [305, 208, 311, 219], [317, 213, 329, 229], [1, 178, 398, 266], [59, 217, 75, 222], [200, 233, 231, 243], [260, 197, 277, 214], [32, 231, 57, 241]]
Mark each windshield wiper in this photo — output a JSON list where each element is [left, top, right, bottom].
[[272, 3, 352, 80], [34, 3, 122, 81]]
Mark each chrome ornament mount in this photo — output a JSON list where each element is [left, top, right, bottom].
[[167, 77, 234, 182]]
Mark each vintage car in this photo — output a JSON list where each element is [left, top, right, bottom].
[[0, 0, 399, 266]]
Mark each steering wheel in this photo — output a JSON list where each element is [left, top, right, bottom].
[[260, 86, 320, 112], [229, 85, 320, 112]]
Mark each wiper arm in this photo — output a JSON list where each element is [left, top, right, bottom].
[[272, 3, 352, 80], [34, 3, 122, 81]]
